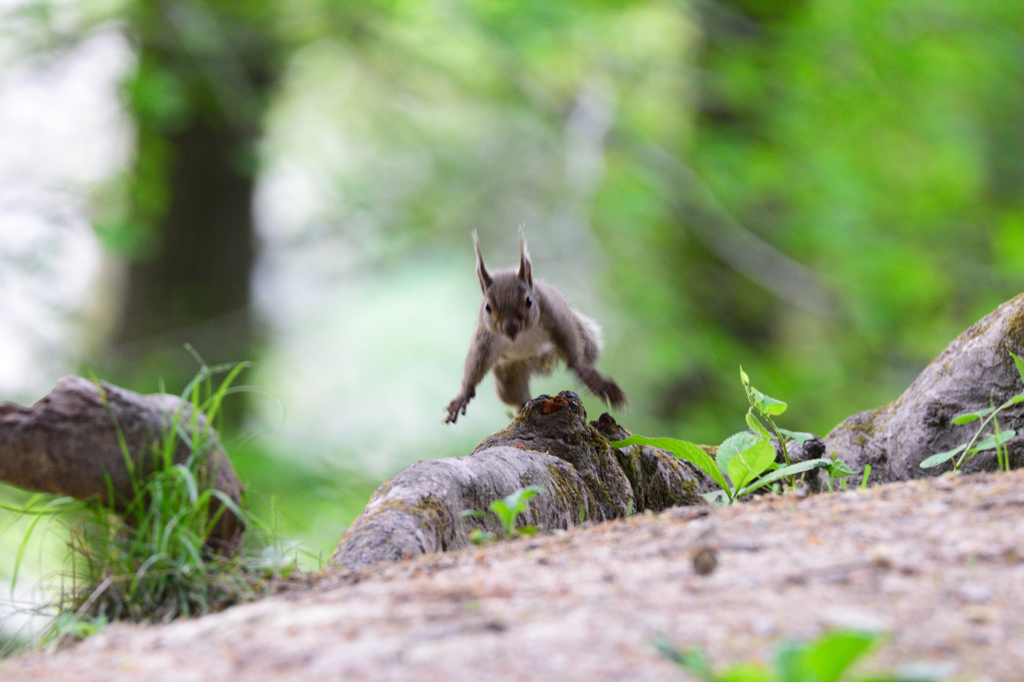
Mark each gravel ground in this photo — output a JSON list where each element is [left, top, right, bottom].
[[3, 468, 1024, 681]]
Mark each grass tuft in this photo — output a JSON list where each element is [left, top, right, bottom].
[[4, 360, 300, 650]]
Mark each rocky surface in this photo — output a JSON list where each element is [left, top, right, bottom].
[[4, 468, 1024, 681], [827, 293, 1024, 482]]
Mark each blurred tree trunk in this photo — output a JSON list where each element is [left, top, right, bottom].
[[101, 1, 280, 405], [112, 111, 257, 365], [111, 112, 259, 377]]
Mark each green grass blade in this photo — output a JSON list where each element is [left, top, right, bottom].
[[208, 490, 245, 522], [969, 429, 1015, 453], [738, 458, 831, 496], [1010, 350, 1024, 386], [199, 362, 252, 428], [173, 464, 201, 504], [159, 509, 191, 556], [10, 512, 45, 596]]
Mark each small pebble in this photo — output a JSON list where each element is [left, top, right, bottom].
[[692, 546, 718, 576]]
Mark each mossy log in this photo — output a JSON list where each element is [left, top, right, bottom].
[[826, 293, 1024, 483], [0, 376, 244, 552], [332, 392, 712, 570]]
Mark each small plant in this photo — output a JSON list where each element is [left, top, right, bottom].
[[461, 485, 544, 543], [657, 628, 944, 682], [612, 369, 856, 505], [860, 464, 872, 489], [4, 361, 295, 647], [920, 350, 1024, 472]]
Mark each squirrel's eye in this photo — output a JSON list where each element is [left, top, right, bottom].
[[525, 296, 533, 308], [485, 302, 492, 313]]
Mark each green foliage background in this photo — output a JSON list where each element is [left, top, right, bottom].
[[250, 0, 1024, 442]]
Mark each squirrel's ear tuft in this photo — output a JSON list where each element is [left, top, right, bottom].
[[518, 227, 532, 286], [473, 231, 493, 292]]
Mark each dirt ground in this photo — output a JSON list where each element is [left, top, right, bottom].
[[2, 468, 1023, 682]]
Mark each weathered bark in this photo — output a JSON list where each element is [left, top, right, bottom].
[[826, 293, 1024, 482], [332, 391, 712, 570], [0, 376, 244, 552]]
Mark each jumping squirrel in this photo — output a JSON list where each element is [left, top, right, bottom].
[[445, 231, 627, 424]]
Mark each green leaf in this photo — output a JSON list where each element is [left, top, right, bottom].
[[489, 499, 515, 527], [778, 429, 817, 445], [745, 411, 772, 439], [611, 436, 731, 497], [468, 528, 495, 544], [505, 485, 544, 508], [655, 641, 716, 681], [460, 509, 487, 518], [969, 429, 1016, 453], [717, 431, 760, 475], [920, 444, 967, 468], [1011, 351, 1024, 387], [825, 457, 858, 478], [951, 408, 993, 425], [726, 439, 777, 493], [738, 458, 832, 496], [773, 642, 804, 682], [1010, 393, 1024, 405], [487, 484, 545, 533], [718, 662, 773, 682], [803, 629, 879, 682], [758, 396, 788, 417], [739, 366, 750, 389], [750, 386, 765, 409]]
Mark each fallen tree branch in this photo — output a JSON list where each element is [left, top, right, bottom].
[[0, 376, 244, 552], [332, 392, 712, 570], [826, 293, 1024, 482]]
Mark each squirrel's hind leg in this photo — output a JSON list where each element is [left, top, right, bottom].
[[494, 361, 532, 410]]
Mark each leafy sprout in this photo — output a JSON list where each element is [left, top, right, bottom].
[[657, 628, 945, 682], [461, 485, 545, 543], [920, 350, 1024, 472], [612, 369, 857, 505]]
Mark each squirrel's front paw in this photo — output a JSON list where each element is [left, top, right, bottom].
[[600, 380, 628, 409], [577, 366, 628, 408], [445, 395, 470, 424]]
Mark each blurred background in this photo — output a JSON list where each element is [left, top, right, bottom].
[[1, 0, 1022, 634]]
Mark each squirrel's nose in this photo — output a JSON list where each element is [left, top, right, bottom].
[[504, 320, 520, 340]]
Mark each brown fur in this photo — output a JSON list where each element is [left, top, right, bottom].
[[445, 232, 626, 424]]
